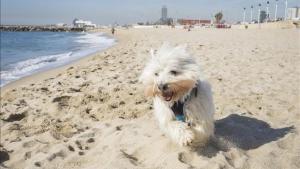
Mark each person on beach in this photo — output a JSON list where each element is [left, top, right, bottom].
[[188, 25, 192, 31], [111, 27, 115, 35]]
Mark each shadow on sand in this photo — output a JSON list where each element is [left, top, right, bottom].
[[198, 114, 294, 157]]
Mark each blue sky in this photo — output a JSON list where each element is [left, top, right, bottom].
[[1, 0, 300, 25]]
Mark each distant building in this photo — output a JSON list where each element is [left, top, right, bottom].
[[55, 23, 67, 27], [259, 10, 267, 23], [73, 18, 96, 28], [161, 5, 168, 21], [177, 19, 211, 26], [287, 7, 300, 20], [157, 5, 173, 25]]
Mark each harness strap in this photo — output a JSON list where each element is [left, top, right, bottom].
[[171, 85, 198, 122]]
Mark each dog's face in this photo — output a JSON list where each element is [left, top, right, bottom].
[[140, 43, 201, 102]]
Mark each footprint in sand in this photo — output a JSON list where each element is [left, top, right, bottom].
[[120, 149, 139, 166], [47, 150, 66, 161], [24, 151, 31, 160], [86, 138, 95, 143], [75, 140, 83, 150], [68, 145, 75, 152], [113, 87, 120, 92], [178, 152, 193, 165], [10, 137, 21, 143], [34, 161, 42, 167], [135, 100, 142, 105], [52, 96, 71, 109], [119, 101, 126, 106], [22, 140, 37, 148], [109, 103, 119, 109], [0, 149, 10, 163], [116, 126, 122, 131], [68, 87, 81, 93], [2, 111, 27, 122], [67, 138, 95, 156], [89, 114, 99, 121], [40, 87, 49, 92]]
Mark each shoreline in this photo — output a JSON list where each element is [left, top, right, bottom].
[[0, 29, 116, 93], [1, 50, 106, 93]]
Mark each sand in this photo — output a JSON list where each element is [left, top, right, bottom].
[[1, 28, 300, 169]]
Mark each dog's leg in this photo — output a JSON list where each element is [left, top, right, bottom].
[[153, 97, 194, 146], [166, 121, 194, 146]]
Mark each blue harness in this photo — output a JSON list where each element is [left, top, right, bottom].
[[171, 101, 185, 122], [171, 86, 198, 122]]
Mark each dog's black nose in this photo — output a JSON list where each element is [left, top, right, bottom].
[[158, 84, 169, 91]]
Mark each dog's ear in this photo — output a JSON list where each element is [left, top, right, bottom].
[[144, 86, 154, 97], [144, 84, 160, 97], [144, 84, 155, 97], [139, 49, 154, 84]]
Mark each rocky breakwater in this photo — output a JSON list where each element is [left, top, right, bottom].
[[0, 25, 86, 32]]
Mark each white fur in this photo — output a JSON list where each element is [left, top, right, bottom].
[[140, 43, 215, 146]]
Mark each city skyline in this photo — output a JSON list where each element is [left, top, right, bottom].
[[1, 0, 300, 25]]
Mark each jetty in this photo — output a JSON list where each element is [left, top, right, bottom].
[[0, 25, 90, 32]]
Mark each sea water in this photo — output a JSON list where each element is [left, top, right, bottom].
[[0, 31, 115, 86]]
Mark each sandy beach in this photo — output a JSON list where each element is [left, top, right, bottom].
[[1, 28, 300, 169]]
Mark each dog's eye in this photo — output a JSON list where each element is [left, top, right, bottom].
[[154, 72, 159, 76], [170, 70, 177, 75]]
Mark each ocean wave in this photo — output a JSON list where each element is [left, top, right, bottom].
[[1, 52, 72, 86], [74, 33, 115, 45], [1, 32, 115, 86]]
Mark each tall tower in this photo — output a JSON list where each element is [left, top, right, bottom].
[[284, 0, 288, 20], [161, 5, 168, 21], [275, 0, 278, 21]]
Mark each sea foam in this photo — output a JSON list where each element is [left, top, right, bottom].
[[0, 32, 115, 86]]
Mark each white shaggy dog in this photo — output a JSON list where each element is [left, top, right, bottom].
[[139, 43, 215, 147]]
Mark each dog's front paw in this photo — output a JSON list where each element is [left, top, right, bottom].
[[178, 128, 194, 146]]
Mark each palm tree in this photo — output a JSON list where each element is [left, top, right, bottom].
[[215, 12, 223, 24]]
